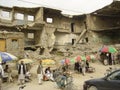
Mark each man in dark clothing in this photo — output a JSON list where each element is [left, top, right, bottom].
[[74, 61, 81, 73], [108, 53, 112, 65], [18, 61, 26, 85]]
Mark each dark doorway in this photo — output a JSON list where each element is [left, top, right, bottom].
[[72, 39, 75, 45], [85, 37, 88, 43], [71, 23, 75, 32]]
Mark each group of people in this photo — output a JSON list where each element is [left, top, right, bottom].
[[37, 60, 72, 88], [100, 52, 115, 65], [37, 60, 54, 85], [0, 62, 13, 83], [37, 60, 57, 84], [74, 60, 89, 75], [18, 60, 55, 85], [0, 58, 91, 89], [0, 62, 15, 90], [0, 60, 60, 88]]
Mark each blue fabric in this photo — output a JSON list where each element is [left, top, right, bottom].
[[60, 60, 65, 65], [0, 52, 13, 62]]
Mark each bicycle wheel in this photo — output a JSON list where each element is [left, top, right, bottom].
[[64, 76, 73, 90]]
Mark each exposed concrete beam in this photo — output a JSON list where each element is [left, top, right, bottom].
[[91, 26, 120, 31], [92, 13, 120, 17], [73, 17, 88, 46], [73, 29, 87, 46]]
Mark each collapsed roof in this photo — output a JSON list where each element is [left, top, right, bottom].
[[92, 1, 120, 16]]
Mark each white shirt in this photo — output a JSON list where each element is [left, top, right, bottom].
[[0, 64, 4, 76]]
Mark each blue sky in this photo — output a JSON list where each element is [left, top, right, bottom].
[[0, 0, 113, 15]]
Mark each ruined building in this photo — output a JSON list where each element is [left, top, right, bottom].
[[0, 6, 87, 57], [88, 0, 120, 46], [0, 0, 120, 58]]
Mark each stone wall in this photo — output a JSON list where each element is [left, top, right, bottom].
[[0, 32, 24, 58]]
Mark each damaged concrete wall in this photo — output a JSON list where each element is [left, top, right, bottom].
[[72, 16, 86, 33], [43, 8, 86, 32], [88, 15, 120, 30], [43, 9, 70, 33], [0, 8, 12, 25], [88, 30, 120, 45], [39, 25, 56, 55], [35, 8, 43, 22], [0, 6, 45, 49], [34, 30, 42, 45], [86, 12, 120, 46], [54, 32, 78, 45], [45, 26, 56, 50], [43, 8, 86, 47], [22, 30, 35, 46], [0, 32, 24, 58]]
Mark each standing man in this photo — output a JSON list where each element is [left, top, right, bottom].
[[37, 60, 43, 85], [81, 60, 86, 76], [18, 61, 26, 85]]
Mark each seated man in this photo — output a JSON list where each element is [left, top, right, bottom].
[[4, 65, 13, 82], [44, 67, 54, 81]]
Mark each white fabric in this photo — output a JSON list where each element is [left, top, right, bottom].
[[45, 71, 54, 81], [0, 64, 4, 76], [20, 65, 24, 74], [19, 74, 25, 80], [26, 71, 31, 77], [38, 74, 43, 84], [18, 65, 25, 80], [82, 67, 86, 75]]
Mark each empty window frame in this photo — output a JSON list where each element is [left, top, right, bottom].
[[27, 33, 34, 39], [15, 13, 24, 20], [1, 10, 11, 20], [11, 39, 18, 49], [46, 17, 53, 23], [28, 15, 34, 21]]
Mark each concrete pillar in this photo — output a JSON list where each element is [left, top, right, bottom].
[[9, 11, 13, 21], [40, 26, 47, 48], [35, 7, 43, 22], [35, 30, 41, 45], [24, 14, 28, 23], [11, 8, 15, 22], [86, 14, 91, 30], [0, 9, 1, 21]]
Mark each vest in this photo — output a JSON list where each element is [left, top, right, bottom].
[[18, 64, 26, 74]]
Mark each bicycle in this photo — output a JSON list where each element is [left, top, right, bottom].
[[53, 68, 75, 90], [55, 74, 73, 90]]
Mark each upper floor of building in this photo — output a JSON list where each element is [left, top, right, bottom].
[[0, 6, 86, 33]]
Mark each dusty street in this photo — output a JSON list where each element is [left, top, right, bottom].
[[2, 61, 120, 90]]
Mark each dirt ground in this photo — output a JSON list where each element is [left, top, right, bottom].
[[2, 61, 120, 90]]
